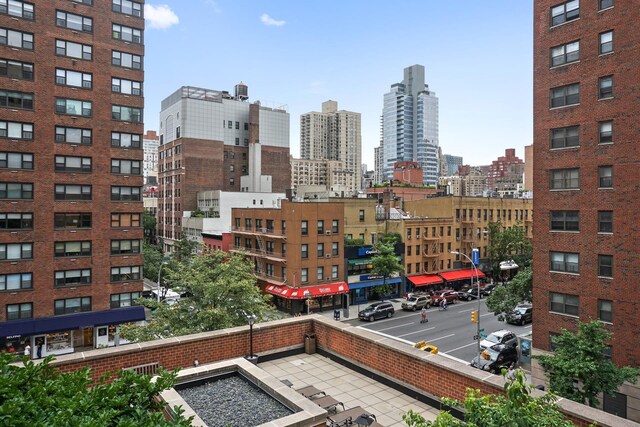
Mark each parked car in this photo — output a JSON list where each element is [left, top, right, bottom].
[[456, 288, 482, 301], [401, 295, 432, 311], [431, 290, 458, 306], [506, 303, 533, 325], [470, 344, 518, 374], [359, 302, 395, 321], [480, 329, 518, 350], [481, 283, 499, 296]]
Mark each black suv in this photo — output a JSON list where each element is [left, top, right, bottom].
[[470, 344, 518, 374], [359, 302, 394, 322], [506, 304, 533, 325]]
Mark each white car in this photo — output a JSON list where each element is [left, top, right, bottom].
[[480, 329, 518, 350]]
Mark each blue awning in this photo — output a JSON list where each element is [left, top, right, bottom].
[[348, 277, 402, 290], [0, 306, 146, 338]]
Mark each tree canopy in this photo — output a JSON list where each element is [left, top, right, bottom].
[[123, 250, 277, 342], [370, 242, 403, 300], [488, 221, 532, 279], [143, 243, 163, 282], [0, 354, 192, 426], [486, 267, 532, 320], [403, 369, 574, 427], [535, 320, 640, 407]]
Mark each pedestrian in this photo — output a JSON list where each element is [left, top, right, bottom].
[[36, 338, 43, 359], [24, 342, 31, 358], [420, 307, 428, 323], [440, 299, 447, 311]]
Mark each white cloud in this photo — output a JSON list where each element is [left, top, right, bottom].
[[202, 0, 221, 14], [260, 13, 286, 27], [145, 4, 179, 30]]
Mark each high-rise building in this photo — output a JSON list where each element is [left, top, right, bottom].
[[0, 0, 146, 356], [157, 85, 290, 253], [486, 148, 524, 195], [379, 65, 439, 186], [299, 100, 361, 194], [532, 1, 640, 420], [443, 154, 463, 176], [143, 130, 159, 185]]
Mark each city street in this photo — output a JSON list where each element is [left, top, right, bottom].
[[345, 299, 531, 364]]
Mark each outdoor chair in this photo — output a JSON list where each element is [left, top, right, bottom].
[[326, 405, 378, 427], [295, 384, 326, 398], [310, 394, 344, 413]]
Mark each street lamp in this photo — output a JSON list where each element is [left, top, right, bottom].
[[451, 250, 481, 364], [245, 313, 257, 364], [156, 257, 170, 302]]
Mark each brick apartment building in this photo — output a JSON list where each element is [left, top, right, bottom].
[[486, 148, 525, 195], [157, 85, 291, 253], [0, 0, 145, 356], [532, 0, 640, 419]]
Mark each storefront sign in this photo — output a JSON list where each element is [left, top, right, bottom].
[[357, 246, 378, 257], [359, 274, 383, 281]]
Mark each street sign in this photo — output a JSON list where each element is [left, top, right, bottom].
[[472, 248, 479, 265], [480, 333, 487, 338], [479, 328, 485, 332]]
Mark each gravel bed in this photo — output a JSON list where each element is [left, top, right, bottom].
[[177, 375, 293, 427]]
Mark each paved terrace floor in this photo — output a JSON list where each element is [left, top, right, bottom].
[[259, 353, 440, 427]]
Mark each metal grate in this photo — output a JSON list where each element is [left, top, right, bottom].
[[124, 362, 159, 376]]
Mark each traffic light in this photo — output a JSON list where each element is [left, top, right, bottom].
[[471, 310, 478, 323]]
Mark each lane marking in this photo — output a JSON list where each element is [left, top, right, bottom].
[[422, 333, 455, 343], [397, 327, 435, 338], [354, 326, 415, 345], [480, 313, 493, 317], [447, 341, 477, 353], [376, 322, 416, 332], [438, 352, 469, 365]]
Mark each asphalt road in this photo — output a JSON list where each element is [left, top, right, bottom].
[[345, 299, 532, 364]]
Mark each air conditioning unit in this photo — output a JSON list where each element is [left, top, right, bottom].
[[325, 254, 331, 258], [325, 230, 331, 235]]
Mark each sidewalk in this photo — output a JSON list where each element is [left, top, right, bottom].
[[314, 298, 406, 323]]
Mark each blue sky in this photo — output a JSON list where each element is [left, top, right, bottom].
[[143, 1, 533, 167]]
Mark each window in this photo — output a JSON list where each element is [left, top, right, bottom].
[[56, 10, 92, 32], [301, 220, 308, 235], [56, 126, 91, 145], [111, 186, 140, 201], [112, 77, 142, 95], [54, 297, 91, 315], [317, 267, 324, 281], [550, 292, 579, 316], [112, 24, 142, 43], [598, 255, 613, 277], [56, 68, 92, 89], [55, 156, 91, 173], [0, 90, 33, 110], [317, 220, 324, 234], [0, 213, 32, 229], [551, 0, 579, 26], [317, 243, 324, 257], [332, 265, 338, 279], [111, 132, 141, 148], [55, 241, 91, 257], [112, 50, 142, 69], [111, 265, 141, 282], [359, 210, 365, 222], [111, 239, 141, 255], [550, 40, 579, 66], [598, 211, 613, 233], [0, 152, 32, 169], [332, 220, 339, 233], [407, 245, 412, 256], [0, 58, 33, 80], [56, 98, 91, 117], [550, 211, 579, 231], [112, 0, 142, 16], [56, 39, 92, 60], [599, 0, 613, 9], [0, 272, 31, 291], [301, 268, 308, 283], [112, 105, 142, 122], [550, 251, 579, 273], [600, 31, 613, 54], [6, 302, 31, 320], [54, 213, 91, 229], [111, 213, 140, 228], [550, 125, 579, 148], [0, 243, 32, 260], [0, 182, 32, 199], [332, 242, 339, 256], [550, 168, 579, 189], [111, 159, 141, 175], [550, 83, 579, 108], [598, 166, 612, 188], [0, 0, 34, 19], [598, 299, 613, 323], [55, 184, 91, 200], [598, 76, 613, 99], [301, 244, 308, 259], [0, 28, 33, 49], [599, 121, 613, 144], [72, 0, 92, 4], [111, 292, 141, 308]]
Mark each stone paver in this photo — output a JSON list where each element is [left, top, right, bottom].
[[259, 354, 440, 427]]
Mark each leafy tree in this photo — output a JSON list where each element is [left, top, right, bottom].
[[370, 242, 403, 301], [122, 250, 276, 341], [143, 243, 163, 282], [379, 233, 402, 244], [486, 267, 532, 321], [403, 369, 574, 427], [488, 221, 532, 280], [535, 320, 640, 408], [0, 354, 192, 426], [143, 211, 157, 244], [172, 233, 201, 263], [344, 238, 365, 246]]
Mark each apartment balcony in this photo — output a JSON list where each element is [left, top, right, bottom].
[[229, 246, 286, 262], [422, 232, 438, 241], [254, 271, 286, 285], [461, 218, 474, 224], [231, 226, 286, 239]]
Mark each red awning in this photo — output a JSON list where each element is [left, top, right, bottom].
[[439, 269, 486, 282], [265, 282, 349, 299], [407, 274, 443, 287]]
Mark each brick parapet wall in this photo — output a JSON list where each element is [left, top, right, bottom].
[[45, 316, 633, 426]]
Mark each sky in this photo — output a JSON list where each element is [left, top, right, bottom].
[[143, 1, 533, 168]]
